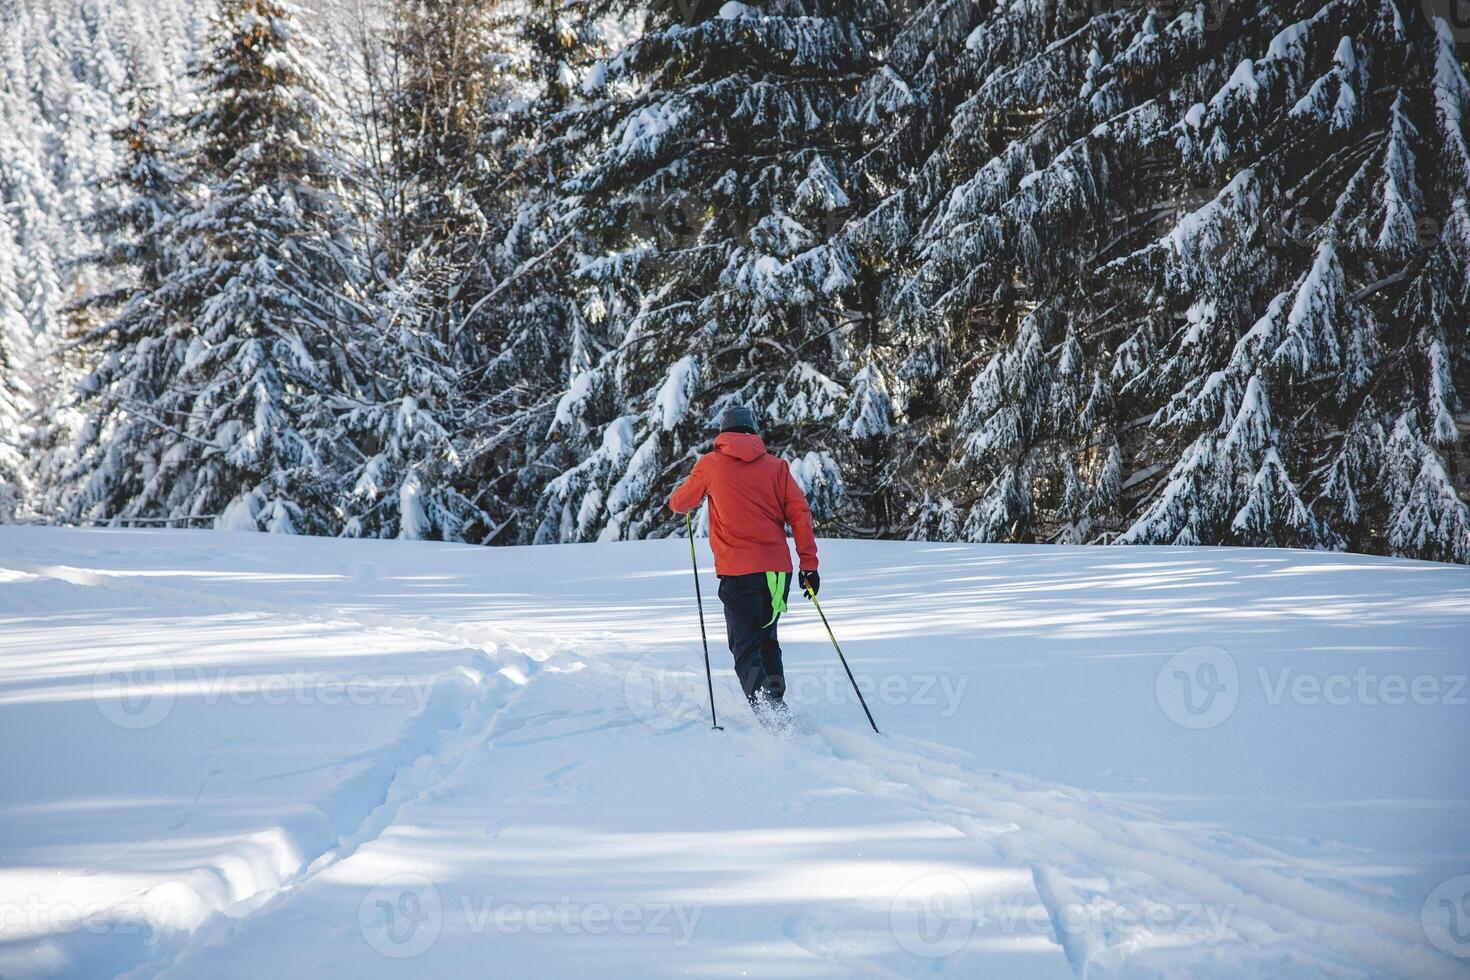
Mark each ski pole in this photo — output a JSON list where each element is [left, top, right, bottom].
[[804, 586, 880, 734], [686, 512, 722, 730]]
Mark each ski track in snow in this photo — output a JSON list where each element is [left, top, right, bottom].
[[800, 725, 1463, 979], [132, 667, 537, 979], [1, 535, 1467, 978], [0, 554, 585, 978]]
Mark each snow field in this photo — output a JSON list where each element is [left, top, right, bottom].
[[1, 527, 1468, 977]]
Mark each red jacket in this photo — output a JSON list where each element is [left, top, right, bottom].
[[669, 432, 818, 577]]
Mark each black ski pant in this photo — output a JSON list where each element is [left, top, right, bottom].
[[717, 571, 792, 703]]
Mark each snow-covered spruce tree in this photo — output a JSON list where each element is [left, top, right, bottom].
[[2, 107, 58, 348], [376, 0, 506, 301], [441, 2, 613, 542], [337, 257, 490, 540], [878, 1, 1161, 544], [0, 209, 32, 522], [71, 0, 367, 533], [62, 83, 189, 525], [839, 0, 989, 541], [339, 0, 612, 542], [879, 0, 1467, 560], [323, 0, 518, 542], [531, 1, 906, 545], [0, 0, 205, 522], [0, 13, 70, 517], [1114, 2, 1470, 561]]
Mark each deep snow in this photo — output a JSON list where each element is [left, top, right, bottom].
[[0, 527, 1468, 978]]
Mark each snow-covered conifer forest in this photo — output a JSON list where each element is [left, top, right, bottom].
[[3, 0, 1469, 562]]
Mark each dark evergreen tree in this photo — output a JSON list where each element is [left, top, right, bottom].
[[329, 0, 515, 541], [0, 207, 30, 522], [447, 1, 610, 542], [867, 0, 1468, 562], [69, 0, 367, 533], [338, 258, 489, 540], [531, 0, 903, 545], [378, 0, 505, 296], [6, 0, 1469, 564], [1115, 3, 1470, 562], [63, 83, 189, 524]]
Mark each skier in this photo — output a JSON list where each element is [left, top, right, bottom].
[[669, 405, 819, 719]]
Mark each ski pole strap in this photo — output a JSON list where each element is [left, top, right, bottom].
[[762, 571, 788, 627]]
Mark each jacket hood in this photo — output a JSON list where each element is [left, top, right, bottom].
[[713, 431, 767, 462]]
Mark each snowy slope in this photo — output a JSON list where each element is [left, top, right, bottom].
[[0, 527, 1468, 978]]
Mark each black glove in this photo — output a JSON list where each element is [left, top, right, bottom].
[[798, 569, 820, 597]]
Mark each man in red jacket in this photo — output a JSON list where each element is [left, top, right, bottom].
[[669, 405, 819, 716]]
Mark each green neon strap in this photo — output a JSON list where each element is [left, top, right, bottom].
[[762, 571, 788, 627]]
